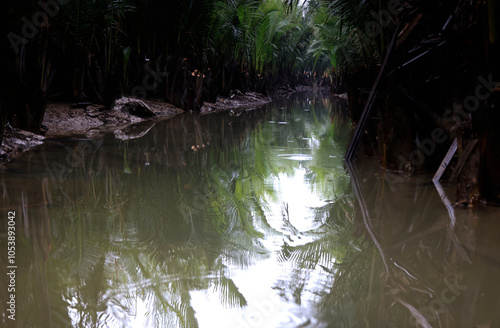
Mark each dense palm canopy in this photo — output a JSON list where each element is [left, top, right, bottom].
[[1, 0, 399, 137]]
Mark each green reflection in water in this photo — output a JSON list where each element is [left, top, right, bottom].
[[5, 92, 498, 328], [1, 92, 354, 327]]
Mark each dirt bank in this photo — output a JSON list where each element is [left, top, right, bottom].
[[0, 92, 271, 165]]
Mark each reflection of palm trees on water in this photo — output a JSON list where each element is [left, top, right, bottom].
[[277, 162, 496, 328], [3, 94, 492, 327], [0, 99, 286, 327]]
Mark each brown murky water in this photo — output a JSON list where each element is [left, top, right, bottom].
[[1, 92, 499, 328]]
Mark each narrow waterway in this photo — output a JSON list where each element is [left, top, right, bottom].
[[1, 92, 499, 328]]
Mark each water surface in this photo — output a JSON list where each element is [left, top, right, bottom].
[[1, 92, 499, 328]]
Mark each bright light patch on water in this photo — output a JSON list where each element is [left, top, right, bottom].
[[277, 154, 313, 161], [190, 258, 308, 328], [190, 166, 330, 327], [269, 168, 326, 232]]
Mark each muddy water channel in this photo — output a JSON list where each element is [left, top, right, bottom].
[[1, 92, 500, 328]]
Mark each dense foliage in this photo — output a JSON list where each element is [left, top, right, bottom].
[[1, 0, 396, 135]]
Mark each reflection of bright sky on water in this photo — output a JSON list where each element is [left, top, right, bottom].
[[67, 100, 342, 327], [78, 165, 332, 328], [189, 166, 333, 328], [271, 167, 327, 232]]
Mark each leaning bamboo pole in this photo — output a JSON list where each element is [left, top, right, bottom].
[[345, 23, 401, 162]]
